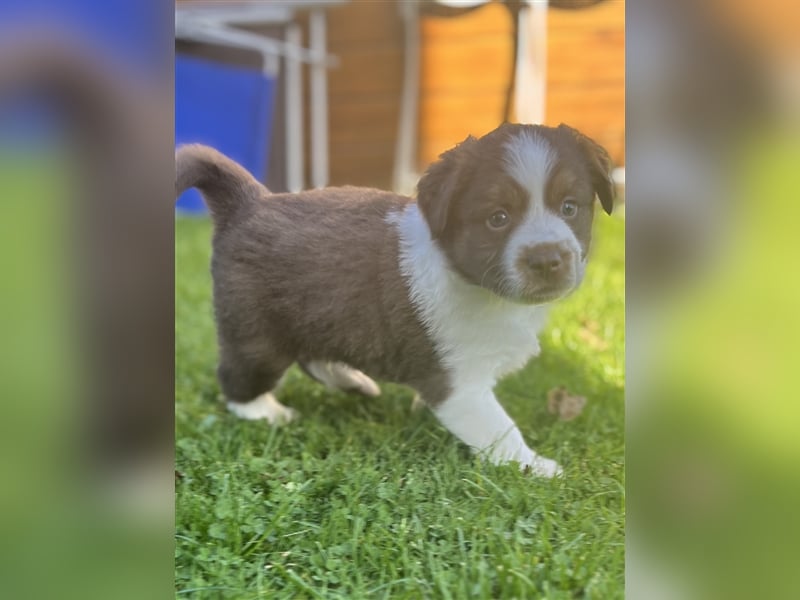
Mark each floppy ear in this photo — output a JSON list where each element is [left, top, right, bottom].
[[416, 135, 477, 239], [558, 124, 615, 215]]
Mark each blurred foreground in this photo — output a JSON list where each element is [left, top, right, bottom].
[[0, 2, 173, 598], [627, 1, 800, 598]]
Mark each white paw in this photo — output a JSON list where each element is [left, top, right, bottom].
[[486, 446, 563, 478], [341, 366, 381, 397], [522, 455, 563, 478], [306, 361, 381, 397], [226, 393, 299, 425]]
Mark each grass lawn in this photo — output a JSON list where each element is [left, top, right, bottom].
[[175, 212, 624, 599]]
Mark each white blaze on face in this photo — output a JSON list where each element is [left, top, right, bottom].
[[501, 131, 583, 296], [503, 129, 554, 209]]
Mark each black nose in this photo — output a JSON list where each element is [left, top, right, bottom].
[[526, 244, 567, 276]]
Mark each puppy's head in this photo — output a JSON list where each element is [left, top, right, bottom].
[[416, 123, 615, 304]]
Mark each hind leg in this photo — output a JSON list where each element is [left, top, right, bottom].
[[300, 361, 381, 398], [218, 346, 298, 425]]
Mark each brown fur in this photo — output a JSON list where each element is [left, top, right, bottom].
[[176, 145, 450, 406]]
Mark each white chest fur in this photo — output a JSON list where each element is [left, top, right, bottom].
[[387, 204, 561, 477], [389, 204, 548, 386]]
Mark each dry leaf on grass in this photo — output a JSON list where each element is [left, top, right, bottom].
[[547, 386, 588, 421]]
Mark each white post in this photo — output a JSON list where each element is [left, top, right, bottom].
[[309, 9, 329, 189], [393, 0, 420, 194], [285, 22, 304, 192], [514, 0, 548, 125]]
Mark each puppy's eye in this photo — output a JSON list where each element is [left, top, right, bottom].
[[561, 198, 578, 218], [487, 210, 510, 230]]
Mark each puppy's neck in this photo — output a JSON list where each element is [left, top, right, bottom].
[[389, 204, 548, 381]]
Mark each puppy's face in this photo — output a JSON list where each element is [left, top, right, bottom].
[[417, 123, 615, 304]]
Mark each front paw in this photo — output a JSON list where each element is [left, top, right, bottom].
[[521, 454, 563, 478], [485, 444, 563, 478]]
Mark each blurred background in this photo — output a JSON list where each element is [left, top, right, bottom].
[[174, 0, 624, 205]]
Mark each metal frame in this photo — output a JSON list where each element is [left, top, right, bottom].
[[175, 1, 343, 191]]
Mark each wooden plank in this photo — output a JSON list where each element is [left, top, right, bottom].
[[323, 1, 403, 188], [329, 95, 400, 124], [421, 3, 513, 39], [418, 4, 512, 167], [420, 36, 514, 92], [328, 46, 404, 95], [546, 1, 625, 163], [329, 143, 397, 188], [420, 92, 508, 131], [326, 1, 404, 45]]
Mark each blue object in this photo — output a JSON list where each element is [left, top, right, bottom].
[[0, 1, 169, 148], [0, 0, 169, 76], [175, 54, 277, 213]]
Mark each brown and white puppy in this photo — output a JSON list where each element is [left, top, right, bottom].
[[176, 123, 614, 477]]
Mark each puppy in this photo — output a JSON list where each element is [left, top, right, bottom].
[[176, 122, 614, 477]]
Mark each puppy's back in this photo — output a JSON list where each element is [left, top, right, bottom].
[[214, 185, 412, 308], [211, 187, 428, 378]]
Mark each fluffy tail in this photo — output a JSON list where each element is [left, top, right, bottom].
[[175, 144, 264, 226]]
